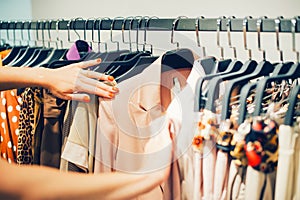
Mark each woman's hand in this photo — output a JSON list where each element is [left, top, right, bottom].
[[43, 59, 119, 102]]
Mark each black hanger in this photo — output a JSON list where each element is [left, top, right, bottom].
[[284, 85, 300, 126], [237, 82, 257, 125], [9, 47, 41, 66], [6, 47, 29, 66], [48, 51, 97, 69], [161, 48, 195, 72], [252, 17, 300, 116], [203, 58, 256, 112], [194, 58, 243, 111], [194, 17, 243, 111], [2, 45, 28, 65], [28, 48, 53, 67], [39, 49, 68, 67], [236, 62, 293, 124], [252, 62, 300, 116], [220, 59, 275, 120], [106, 17, 158, 80], [19, 48, 42, 66], [115, 56, 159, 82], [94, 51, 151, 73], [100, 50, 130, 62], [0, 43, 11, 51]]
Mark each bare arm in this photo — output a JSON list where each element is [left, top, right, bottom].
[[0, 59, 118, 101], [0, 159, 170, 200]]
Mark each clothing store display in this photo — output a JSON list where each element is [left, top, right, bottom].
[[1, 17, 300, 200]]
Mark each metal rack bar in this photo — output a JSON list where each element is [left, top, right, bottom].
[[0, 17, 300, 32]]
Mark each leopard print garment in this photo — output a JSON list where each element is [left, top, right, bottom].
[[17, 87, 42, 165]]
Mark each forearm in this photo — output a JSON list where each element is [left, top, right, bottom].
[[0, 160, 168, 200], [0, 67, 50, 91]]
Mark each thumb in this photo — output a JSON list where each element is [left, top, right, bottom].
[[65, 93, 91, 103]]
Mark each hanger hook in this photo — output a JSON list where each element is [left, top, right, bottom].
[[46, 19, 52, 48], [26, 20, 32, 46], [14, 21, 22, 46], [36, 20, 42, 47], [96, 17, 110, 52], [217, 16, 226, 60], [13, 21, 17, 46], [291, 16, 299, 63], [0, 21, 3, 45], [256, 16, 267, 61], [243, 16, 252, 60], [227, 16, 237, 59], [133, 16, 143, 52], [275, 16, 284, 63], [20, 20, 26, 45], [122, 16, 134, 52], [67, 17, 83, 43], [42, 20, 46, 48], [110, 16, 124, 51], [56, 18, 64, 49], [136, 16, 149, 52], [6, 21, 10, 44], [9, 21, 17, 46], [195, 16, 206, 57], [0, 21, 6, 45], [85, 17, 95, 48], [87, 17, 96, 48], [144, 16, 158, 54], [171, 16, 187, 49]]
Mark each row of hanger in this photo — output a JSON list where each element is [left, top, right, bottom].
[[0, 16, 198, 83], [193, 16, 300, 126], [1, 16, 300, 125]]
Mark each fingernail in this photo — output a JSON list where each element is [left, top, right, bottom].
[[96, 58, 101, 63], [83, 95, 90, 102], [108, 76, 115, 81], [108, 92, 115, 98], [112, 87, 119, 92]]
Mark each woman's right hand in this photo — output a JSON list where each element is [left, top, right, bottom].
[[43, 59, 119, 102]]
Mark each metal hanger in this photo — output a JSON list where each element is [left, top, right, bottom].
[[2, 21, 29, 65], [122, 16, 134, 52], [94, 17, 109, 52], [114, 16, 159, 82], [110, 16, 124, 51], [56, 19, 65, 49], [282, 16, 300, 125], [37, 19, 68, 67], [202, 16, 254, 113], [67, 17, 83, 44], [252, 16, 300, 116], [291, 16, 299, 64], [21, 20, 53, 67], [143, 16, 158, 54], [84, 17, 95, 49], [171, 16, 187, 49], [195, 16, 206, 58], [194, 16, 240, 111]]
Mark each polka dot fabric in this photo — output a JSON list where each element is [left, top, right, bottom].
[[0, 89, 22, 163]]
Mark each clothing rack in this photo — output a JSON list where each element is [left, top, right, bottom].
[[0, 17, 300, 32]]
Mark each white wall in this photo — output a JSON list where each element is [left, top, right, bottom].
[[31, 0, 300, 19], [0, 0, 32, 20], [29, 0, 300, 62], [1, 0, 300, 62]]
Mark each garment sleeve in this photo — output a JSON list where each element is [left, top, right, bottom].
[[61, 95, 98, 173]]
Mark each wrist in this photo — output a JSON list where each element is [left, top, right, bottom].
[[33, 67, 52, 89]]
